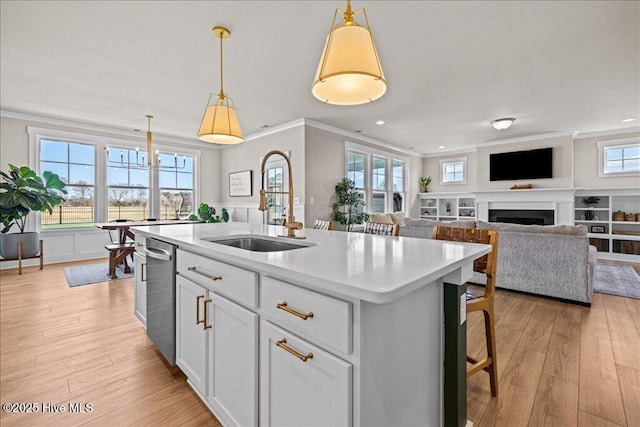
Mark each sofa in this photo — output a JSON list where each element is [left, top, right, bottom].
[[399, 218, 597, 305]]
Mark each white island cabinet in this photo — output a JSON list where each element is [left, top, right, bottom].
[[133, 233, 146, 327], [132, 222, 491, 427]]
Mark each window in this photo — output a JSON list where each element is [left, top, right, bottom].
[[345, 142, 408, 214], [40, 139, 95, 228], [159, 153, 194, 220], [440, 157, 467, 185], [266, 164, 285, 224], [107, 148, 150, 221], [598, 140, 640, 176]]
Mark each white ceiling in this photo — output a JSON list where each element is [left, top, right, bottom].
[[1, 1, 638, 155]]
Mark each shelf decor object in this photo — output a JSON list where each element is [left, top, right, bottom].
[[198, 26, 244, 144], [312, 0, 386, 105], [581, 196, 600, 220]]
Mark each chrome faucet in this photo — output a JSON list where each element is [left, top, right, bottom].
[[258, 150, 304, 239]]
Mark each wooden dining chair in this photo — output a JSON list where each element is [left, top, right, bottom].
[[432, 225, 499, 396], [363, 222, 399, 236], [313, 219, 333, 230]]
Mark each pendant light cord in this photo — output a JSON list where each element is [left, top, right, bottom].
[[218, 32, 225, 101]]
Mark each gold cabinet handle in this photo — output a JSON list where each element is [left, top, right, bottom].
[[276, 301, 314, 320], [196, 295, 204, 325], [276, 338, 313, 362], [188, 266, 222, 281], [136, 242, 144, 247], [203, 298, 213, 330]]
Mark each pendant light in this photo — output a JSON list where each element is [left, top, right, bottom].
[[198, 26, 244, 144], [312, 0, 386, 106]]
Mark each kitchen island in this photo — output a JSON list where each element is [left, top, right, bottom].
[[133, 222, 491, 427]]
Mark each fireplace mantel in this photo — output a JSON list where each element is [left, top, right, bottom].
[[472, 188, 578, 225]]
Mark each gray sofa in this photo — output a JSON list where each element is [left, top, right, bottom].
[[399, 218, 597, 305]]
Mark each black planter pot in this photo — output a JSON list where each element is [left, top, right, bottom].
[[584, 209, 594, 221]]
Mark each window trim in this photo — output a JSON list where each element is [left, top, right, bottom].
[[28, 126, 200, 231], [597, 138, 640, 178], [344, 141, 409, 214], [439, 156, 468, 185]]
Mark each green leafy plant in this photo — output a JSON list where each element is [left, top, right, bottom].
[[331, 178, 370, 231], [581, 196, 600, 207], [419, 176, 432, 192], [0, 164, 67, 234], [444, 200, 452, 212], [188, 203, 229, 223]]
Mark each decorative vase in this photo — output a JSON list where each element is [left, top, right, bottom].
[[584, 209, 594, 221], [0, 232, 40, 259]]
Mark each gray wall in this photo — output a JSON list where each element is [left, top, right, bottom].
[[573, 130, 640, 188], [218, 125, 305, 206]]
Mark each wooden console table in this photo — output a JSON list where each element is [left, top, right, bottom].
[[0, 240, 44, 275]]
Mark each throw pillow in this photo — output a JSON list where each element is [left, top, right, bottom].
[[370, 213, 394, 224]]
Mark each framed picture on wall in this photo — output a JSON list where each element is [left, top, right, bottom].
[[229, 170, 253, 197]]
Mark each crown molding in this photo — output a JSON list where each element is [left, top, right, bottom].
[[0, 108, 219, 149], [422, 147, 477, 158], [478, 131, 576, 148], [242, 118, 306, 142], [574, 126, 640, 140], [302, 118, 424, 157]]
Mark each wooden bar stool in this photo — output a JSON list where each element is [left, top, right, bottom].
[[432, 225, 499, 396]]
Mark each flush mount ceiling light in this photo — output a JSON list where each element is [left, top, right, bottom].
[[198, 26, 244, 144], [312, 0, 386, 105], [491, 117, 515, 130]]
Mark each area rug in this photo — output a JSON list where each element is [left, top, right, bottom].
[[594, 263, 640, 299], [64, 263, 134, 287]]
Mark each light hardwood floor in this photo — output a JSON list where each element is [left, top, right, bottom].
[[1, 259, 639, 426]]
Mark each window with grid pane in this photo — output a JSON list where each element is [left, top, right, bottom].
[[347, 151, 366, 189], [159, 153, 194, 220], [40, 139, 95, 227], [392, 161, 405, 212], [107, 148, 150, 221], [440, 157, 467, 185], [605, 145, 640, 174], [371, 157, 387, 213]]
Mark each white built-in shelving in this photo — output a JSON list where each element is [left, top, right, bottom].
[[418, 192, 476, 221], [574, 189, 640, 261]]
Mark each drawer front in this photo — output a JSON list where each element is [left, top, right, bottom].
[[177, 249, 258, 309], [261, 277, 352, 354], [260, 321, 352, 427]]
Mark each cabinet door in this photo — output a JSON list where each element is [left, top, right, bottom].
[[208, 294, 258, 427], [133, 252, 146, 327], [176, 275, 208, 395], [260, 321, 352, 427]]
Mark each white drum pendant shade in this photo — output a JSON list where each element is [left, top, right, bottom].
[[198, 95, 244, 144], [312, 24, 386, 105]]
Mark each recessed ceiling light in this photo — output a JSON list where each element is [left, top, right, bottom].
[[491, 117, 515, 130], [621, 118, 636, 123], [375, 120, 385, 125], [438, 145, 445, 149]]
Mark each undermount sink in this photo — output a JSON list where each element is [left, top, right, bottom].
[[201, 235, 314, 252]]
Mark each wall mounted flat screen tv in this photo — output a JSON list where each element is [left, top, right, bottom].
[[490, 147, 553, 181]]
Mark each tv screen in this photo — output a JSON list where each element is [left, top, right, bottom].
[[489, 147, 553, 181]]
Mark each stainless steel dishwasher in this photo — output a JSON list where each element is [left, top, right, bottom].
[[144, 237, 177, 365]]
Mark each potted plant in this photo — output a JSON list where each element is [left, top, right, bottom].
[[188, 203, 229, 223], [331, 178, 370, 231], [444, 200, 452, 214], [419, 176, 432, 193], [0, 164, 66, 259], [581, 196, 600, 220]]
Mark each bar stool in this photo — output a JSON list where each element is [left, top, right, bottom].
[[363, 222, 399, 236], [313, 219, 333, 230], [432, 225, 499, 396]]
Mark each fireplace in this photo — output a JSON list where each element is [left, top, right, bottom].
[[489, 209, 554, 225]]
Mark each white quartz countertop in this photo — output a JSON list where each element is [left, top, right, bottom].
[[133, 222, 491, 304]]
